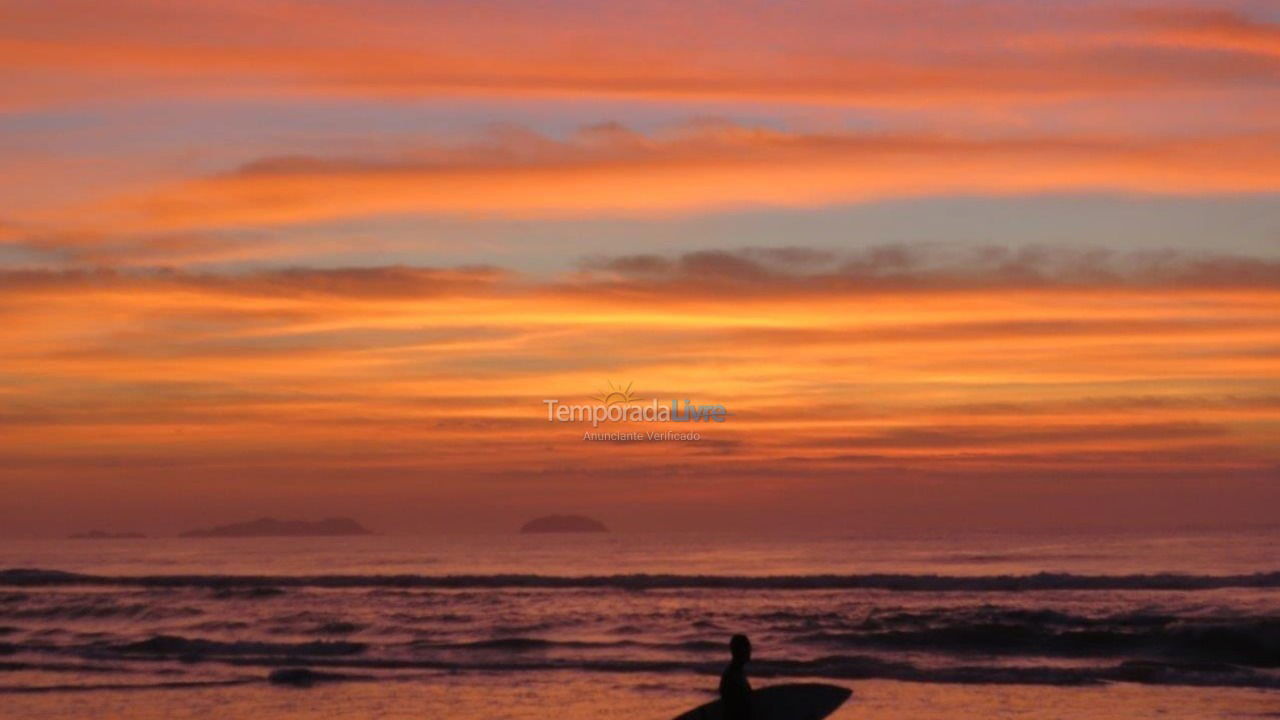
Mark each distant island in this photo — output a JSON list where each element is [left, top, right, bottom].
[[180, 517, 372, 538], [68, 530, 146, 540], [519, 514, 608, 534]]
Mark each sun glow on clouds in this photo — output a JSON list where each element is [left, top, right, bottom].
[[2, 251, 1278, 530], [0, 0, 1278, 533]]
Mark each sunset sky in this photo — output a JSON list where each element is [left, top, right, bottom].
[[2, 0, 1278, 536]]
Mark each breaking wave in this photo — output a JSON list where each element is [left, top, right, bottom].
[[2, 567, 1278, 692]]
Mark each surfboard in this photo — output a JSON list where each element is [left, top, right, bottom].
[[671, 682, 851, 720]]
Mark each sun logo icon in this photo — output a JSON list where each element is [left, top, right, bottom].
[[592, 381, 638, 406]]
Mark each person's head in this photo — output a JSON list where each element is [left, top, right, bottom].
[[729, 633, 751, 663]]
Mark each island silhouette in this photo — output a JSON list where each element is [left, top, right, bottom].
[[68, 530, 146, 540], [519, 514, 608, 533]]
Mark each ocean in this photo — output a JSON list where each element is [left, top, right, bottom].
[[1, 529, 1278, 719]]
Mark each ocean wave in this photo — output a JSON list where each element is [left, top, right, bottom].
[[209, 587, 285, 600], [184, 620, 252, 632], [3, 566, 1278, 692], [858, 607, 1178, 630], [0, 678, 252, 694], [312, 621, 363, 636], [96, 635, 366, 658], [0, 659, 131, 674], [3, 660, 1266, 694], [0, 597, 202, 622], [160, 653, 1280, 690], [758, 655, 1280, 689], [383, 616, 1280, 669], [4, 568, 1280, 592], [416, 637, 623, 651], [405, 637, 719, 653], [797, 617, 1280, 667], [7, 635, 1277, 689]]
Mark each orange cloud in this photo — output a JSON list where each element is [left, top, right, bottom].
[[1, 248, 1276, 503], [3, 1, 1277, 110], [20, 125, 1270, 240], [1138, 7, 1280, 56], [2, 0, 1279, 533]]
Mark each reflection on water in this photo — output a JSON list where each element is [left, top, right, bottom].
[[2, 527, 1278, 577], [0, 529, 1277, 718], [3, 674, 1278, 720]]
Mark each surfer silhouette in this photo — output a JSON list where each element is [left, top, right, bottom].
[[719, 634, 752, 720], [673, 637, 847, 720]]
